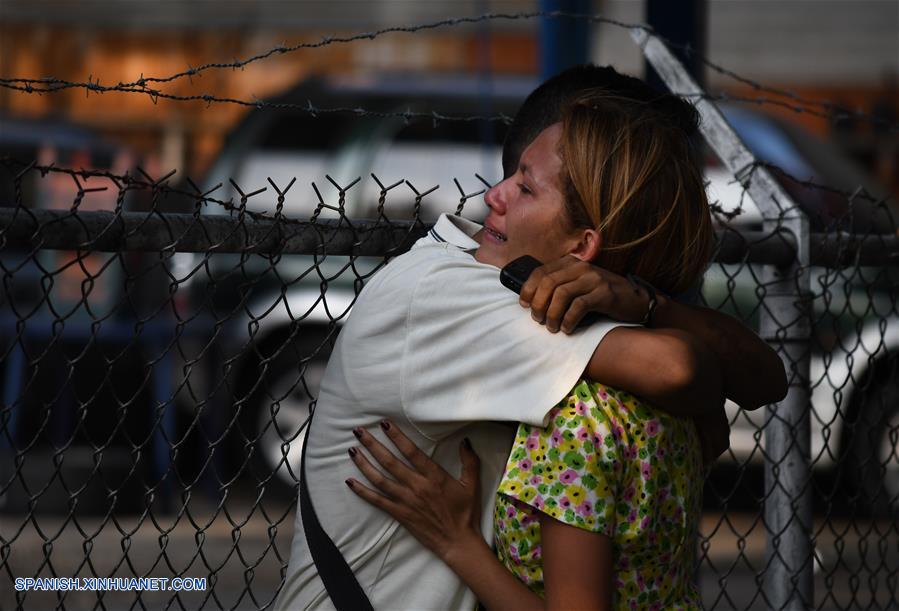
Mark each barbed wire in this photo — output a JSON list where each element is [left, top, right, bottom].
[[0, 79, 518, 125], [5, 156, 899, 271], [751, 161, 890, 207], [5, 154, 898, 268], [4, 153, 888, 219], [0, 156, 487, 225], [0, 74, 869, 131], [1, 11, 895, 132], [679, 45, 898, 132], [677, 92, 894, 131], [1, 12, 898, 611], [0, 12, 637, 92]]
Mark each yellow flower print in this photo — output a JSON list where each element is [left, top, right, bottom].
[[662, 497, 679, 518], [493, 379, 703, 609], [520, 487, 538, 502], [624, 580, 640, 599], [566, 485, 587, 504]]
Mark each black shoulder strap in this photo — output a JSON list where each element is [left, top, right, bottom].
[[300, 417, 375, 611]]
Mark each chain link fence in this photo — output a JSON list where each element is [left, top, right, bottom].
[[1, 13, 898, 611]]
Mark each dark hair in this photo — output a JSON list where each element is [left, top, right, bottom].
[[502, 64, 700, 178]]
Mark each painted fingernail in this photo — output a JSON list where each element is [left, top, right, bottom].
[[462, 437, 472, 450], [348, 447, 358, 458], [345, 479, 354, 488], [353, 427, 363, 439], [380, 419, 391, 431]]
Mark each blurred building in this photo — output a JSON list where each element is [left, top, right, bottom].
[[0, 0, 896, 181]]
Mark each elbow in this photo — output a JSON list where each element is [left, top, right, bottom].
[[736, 346, 789, 411], [759, 369, 789, 407], [765, 350, 789, 404]]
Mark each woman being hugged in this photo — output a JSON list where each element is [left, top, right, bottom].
[[348, 91, 719, 610]]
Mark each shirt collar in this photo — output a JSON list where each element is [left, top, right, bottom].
[[429, 213, 481, 252]]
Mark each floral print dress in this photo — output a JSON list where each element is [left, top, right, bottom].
[[494, 380, 704, 610]]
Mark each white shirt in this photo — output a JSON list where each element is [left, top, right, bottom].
[[276, 214, 621, 611]]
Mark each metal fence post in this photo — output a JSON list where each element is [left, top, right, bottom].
[[758, 250, 813, 610], [632, 27, 814, 609]]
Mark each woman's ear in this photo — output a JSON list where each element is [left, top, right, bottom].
[[569, 228, 601, 262]]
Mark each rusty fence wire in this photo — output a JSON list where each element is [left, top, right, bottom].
[[0, 12, 898, 611]]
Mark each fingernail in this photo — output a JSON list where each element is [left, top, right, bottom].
[[345, 479, 354, 488], [353, 427, 363, 439], [519, 299, 529, 308], [462, 437, 472, 450], [348, 447, 358, 458], [380, 419, 391, 431]]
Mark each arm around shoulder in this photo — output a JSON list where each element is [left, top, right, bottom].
[[584, 326, 724, 417], [651, 295, 788, 410]]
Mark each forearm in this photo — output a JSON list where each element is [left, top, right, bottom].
[[660, 334, 725, 416], [521, 256, 786, 410], [651, 295, 787, 410], [584, 327, 724, 417], [443, 532, 545, 611]]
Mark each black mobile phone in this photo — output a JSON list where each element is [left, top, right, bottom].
[[502, 254, 602, 328], [500, 255, 543, 295]]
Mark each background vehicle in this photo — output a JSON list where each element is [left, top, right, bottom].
[[0, 117, 168, 514], [176, 74, 527, 497], [703, 106, 898, 514], [185, 75, 898, 512]]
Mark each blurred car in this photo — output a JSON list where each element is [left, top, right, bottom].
[[704, 105, 898, 513], [183, 75, 898, 513], [0, 116, 173, 514], [175, 73, 525, 496]]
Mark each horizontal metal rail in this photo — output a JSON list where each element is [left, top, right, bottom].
[[1, 208, 898, 267], [0, 209, 427, 257]]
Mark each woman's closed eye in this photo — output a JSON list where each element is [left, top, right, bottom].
[[517, 183, 533, 195]]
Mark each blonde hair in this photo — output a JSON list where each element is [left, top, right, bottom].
[[558, 92, 713, 295]]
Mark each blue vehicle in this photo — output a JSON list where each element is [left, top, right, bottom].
[[0, 116, 175, 514]]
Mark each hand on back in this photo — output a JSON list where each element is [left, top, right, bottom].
[[345, 422, 483, 562]]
